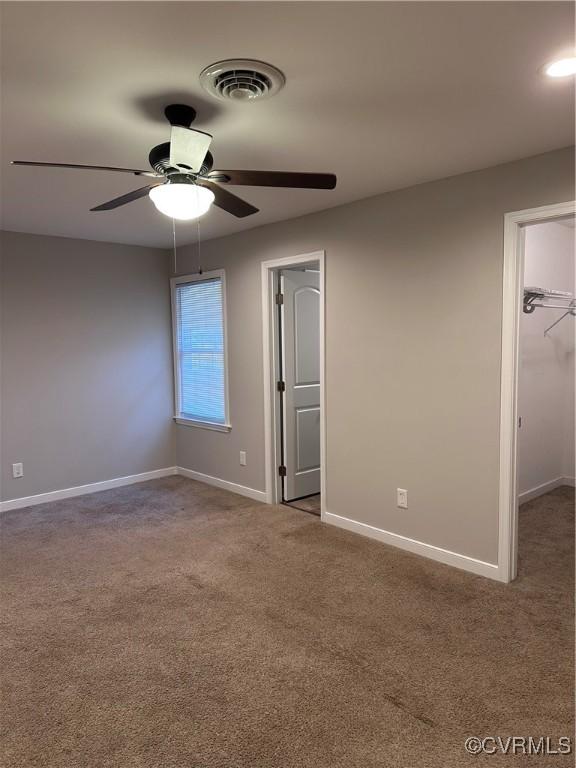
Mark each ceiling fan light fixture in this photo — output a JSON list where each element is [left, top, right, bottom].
[[149, 182, 214, 220]]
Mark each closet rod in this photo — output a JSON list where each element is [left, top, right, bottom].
[[527, 302, 576, 310]]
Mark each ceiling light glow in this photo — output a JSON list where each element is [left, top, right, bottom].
[[149, 183, 214, 220], [545, 57, 576, 78]]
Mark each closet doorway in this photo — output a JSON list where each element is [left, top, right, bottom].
[[500, 201, 575, 582], [261, 252, 326, 518]]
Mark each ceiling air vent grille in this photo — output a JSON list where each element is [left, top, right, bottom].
[[214, 69, 271, 100], [200, 59, 285, 102]]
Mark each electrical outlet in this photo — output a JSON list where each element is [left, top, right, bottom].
[[397, 488, 408, 509], [12, 462, 23, 479], [239, 451, 247, 466]]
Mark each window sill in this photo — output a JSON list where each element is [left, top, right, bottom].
[[174, 417, 232, 433]]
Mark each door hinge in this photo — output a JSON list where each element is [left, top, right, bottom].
[[275, 292, 284, 305], [277, 380, 286, 392], [278, 465, 287, 477]]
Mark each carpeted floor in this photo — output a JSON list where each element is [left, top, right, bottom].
[[0, 479, 573, 767]]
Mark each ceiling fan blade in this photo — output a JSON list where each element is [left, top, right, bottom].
[[169, 127, 212, 173], [197, 180, 258, 218], [12, 160, 160, 177], [90, 183, 162, 212], [207, 169, 337, 190]]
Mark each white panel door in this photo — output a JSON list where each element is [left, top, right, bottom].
[[281, 269, 321, 501]]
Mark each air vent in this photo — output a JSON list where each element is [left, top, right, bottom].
[[200, 59, 285, 102]]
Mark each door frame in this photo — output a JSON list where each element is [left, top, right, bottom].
[[261, 250, 326, 515], [499, 200, 575, 582]]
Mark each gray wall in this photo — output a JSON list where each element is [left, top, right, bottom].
[[0, 232, 174, 501], [174, 147, 574, 565]]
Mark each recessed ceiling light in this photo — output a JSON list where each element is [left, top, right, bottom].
[[545, 57, 576, 78]]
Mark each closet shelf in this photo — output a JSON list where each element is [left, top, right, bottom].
[[523, 287, 576, 335], [523, 287, 575, 313]]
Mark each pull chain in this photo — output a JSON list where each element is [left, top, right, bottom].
[[172, 189, 203, 276], [196, 200, 203, 275], [172, 217, 177, 274]]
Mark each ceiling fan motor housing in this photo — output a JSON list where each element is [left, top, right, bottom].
[[149, 143, 214, 176]]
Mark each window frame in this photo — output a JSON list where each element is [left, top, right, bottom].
[[170, 270, 231, 432]]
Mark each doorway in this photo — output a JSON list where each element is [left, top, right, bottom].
[[518, 218, 575, 502], [499, 201, 575, 582], [261, 251, 326, 517]]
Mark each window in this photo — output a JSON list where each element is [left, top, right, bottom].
[[171, 270, 230, 431]]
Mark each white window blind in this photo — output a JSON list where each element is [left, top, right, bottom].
[[173, 273, 228, 426]]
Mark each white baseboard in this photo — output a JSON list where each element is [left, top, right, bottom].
[[324, 510, 502, 581], [1, 465, 266, 512], [518, 476, 575, 505], [1, 466, 502, 580], [177, 467, 267, 503], [0, 467, 178, 512]]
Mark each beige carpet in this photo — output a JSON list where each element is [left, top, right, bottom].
[[1, 479, 573, 767]]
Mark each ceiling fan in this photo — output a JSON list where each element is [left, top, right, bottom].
[[11, 104, 337, 221]]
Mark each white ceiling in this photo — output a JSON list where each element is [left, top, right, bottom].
[[1, 1, 574, 249]]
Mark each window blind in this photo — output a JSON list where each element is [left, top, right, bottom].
[[175, 277, 226, 424]]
